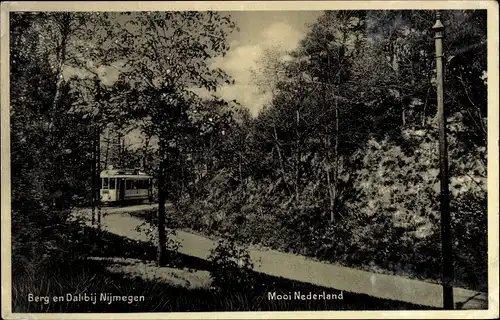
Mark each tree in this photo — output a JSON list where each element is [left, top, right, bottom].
[[183, 9, 487, 290], [252, 11, 368, 221], [10, 12, 98, 275], [294, 10, 366, 222], [96, 12, 237, 266]]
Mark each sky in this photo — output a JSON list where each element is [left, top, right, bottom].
[[64, 11, 322, 116], [61, 11, 323, 150], [212, 11, 322, 116], [82, 11, 323, 148]]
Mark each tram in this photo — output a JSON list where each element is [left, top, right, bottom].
[[100, 168, 153, 205]]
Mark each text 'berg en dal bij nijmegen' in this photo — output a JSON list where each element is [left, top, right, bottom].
[[27, 293, 146, 305]]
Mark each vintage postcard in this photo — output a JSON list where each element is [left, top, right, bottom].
[[1, 1, 498, 319]]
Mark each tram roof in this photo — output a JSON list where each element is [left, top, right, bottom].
[[100, 169, 152, 179]]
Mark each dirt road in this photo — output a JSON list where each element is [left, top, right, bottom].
[[72, 205, 488, 310]]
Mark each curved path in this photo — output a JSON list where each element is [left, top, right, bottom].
[[72, 204, 488, 310]]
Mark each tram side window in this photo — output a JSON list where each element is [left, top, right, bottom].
[[102, 178, 109, 189], [110, 178, 115, 189], [126, 180, 132, 190]]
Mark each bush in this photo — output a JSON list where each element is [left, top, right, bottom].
[[134, 217, 182, 264], [174, 129, 487, 291], [451, 192, 488, 290], [207, 232, 255, 292], [12, 205, 91, 278]]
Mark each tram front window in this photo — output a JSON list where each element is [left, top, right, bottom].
[[102, 178, 109, 189], [110, 178, 116, 189]]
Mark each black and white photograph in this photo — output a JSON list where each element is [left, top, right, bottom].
[[1, 1, 498, 319]]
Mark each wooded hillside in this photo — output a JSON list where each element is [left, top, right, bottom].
[[10, 10, 487, 293]]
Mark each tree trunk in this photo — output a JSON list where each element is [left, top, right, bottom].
[[121, 138, 126, 168], [331, 96, 340, 222], [392, 47, 405, 127], [295, 109, 300, 202], [326, 163, 335, 222], [157, 156, 168, 267], [142, 136, 150, 172], [117, 133, 124, 168], [104, 128, 110, 170], [273, 123, 291, 196], [91, 134, 96, 226], [191, 156, 197, 203], [116, 133, 122, 168], [180, 153, 185, 200], [96, 126, 101, 230], [392, 51, 399, 73], [48, 15, 70, 134]]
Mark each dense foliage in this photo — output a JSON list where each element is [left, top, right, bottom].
[[10, 13, 96, 276], [10, 10, 487, 297], [174, 10, 488, 291]]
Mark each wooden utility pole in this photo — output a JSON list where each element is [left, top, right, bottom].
[[432, 12, 454, 310]]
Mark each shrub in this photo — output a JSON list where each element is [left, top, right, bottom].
[[134, 217, 182, 263], [207, 232, 255, 293]]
